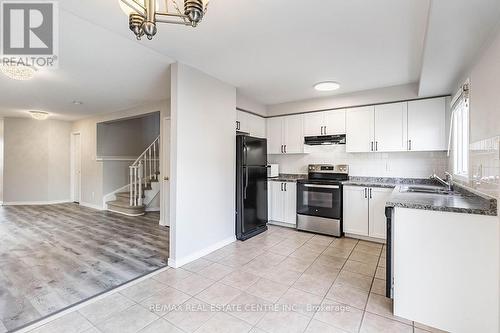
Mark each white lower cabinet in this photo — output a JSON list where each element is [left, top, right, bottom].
[[343, 186, 393, 240], [268, 181, 297, 227], [343, 186, 369, 236]]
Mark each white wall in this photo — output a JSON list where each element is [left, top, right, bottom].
[[468, 26, 500, 143], [450, 26, 500, 199], [236, 91, 267, 117], [169, 62, 236, 267], [3, 118, 71, 203], [72, 101, 169, 209], [267, 83, 423, 116], [269, 146, 447, 179]]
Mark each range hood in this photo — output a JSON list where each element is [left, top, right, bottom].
[[304, 134, 346, 146]]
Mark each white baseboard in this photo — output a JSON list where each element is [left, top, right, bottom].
[[3, 199, 71, 206], [145, 207, 160, 212], [79, 202, 105, 211], [159, 219, 170, 227], [168, 235, 236, 268]]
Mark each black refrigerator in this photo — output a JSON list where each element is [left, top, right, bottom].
[[236, 135, 268, 240]]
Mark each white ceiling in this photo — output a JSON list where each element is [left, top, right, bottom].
[[1, 0, 500, 120], [0, 9, 173, 121], [419, 0, 500, 96]]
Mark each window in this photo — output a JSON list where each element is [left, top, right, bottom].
[[452, 83, 469, 177]]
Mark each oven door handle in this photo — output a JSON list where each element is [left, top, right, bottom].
[[303, 184, 340, 189]]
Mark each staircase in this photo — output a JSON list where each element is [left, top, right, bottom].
[[106, 136, 160, 216]]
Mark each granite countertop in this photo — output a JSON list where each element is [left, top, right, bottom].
[[343, 177, 497, 216], [342, 176, 438, 188], [386, 184, 497, 216], [269, 174, 497, 215], [268, 174, 307, 182]]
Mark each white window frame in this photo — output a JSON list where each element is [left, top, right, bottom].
[[451, 82, 470, 179]]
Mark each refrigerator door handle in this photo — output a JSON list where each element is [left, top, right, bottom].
[[244, 145, 248, 165], [243, 167, 248, 199]]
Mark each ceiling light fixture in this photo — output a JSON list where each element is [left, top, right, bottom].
[[119, 0, 209, 40], [72, 100, 84, 105], [0, 61, 37, 81], [29, 111, 49, 120], [314, 81, 341, 92]]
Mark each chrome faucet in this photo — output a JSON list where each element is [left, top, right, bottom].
[[431, 172, 454, 191]]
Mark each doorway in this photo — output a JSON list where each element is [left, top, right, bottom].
[[71, 132, 81, 203]]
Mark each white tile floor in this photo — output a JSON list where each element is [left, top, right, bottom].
[[22, 225, 447, 333]]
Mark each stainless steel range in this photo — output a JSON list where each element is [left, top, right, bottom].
[[296, 164, 349, 237]]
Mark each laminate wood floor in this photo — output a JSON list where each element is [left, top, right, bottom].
[[0, 203, 169, 332]]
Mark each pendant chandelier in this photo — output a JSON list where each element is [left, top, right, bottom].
[[119, 0, 209, 40]]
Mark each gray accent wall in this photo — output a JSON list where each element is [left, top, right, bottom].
[[97, 112, 160, 158], [3, 118, 71, 203]]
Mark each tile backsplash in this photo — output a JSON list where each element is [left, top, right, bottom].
[[469, 136, 500, 198], [268, 145, 448, 179]]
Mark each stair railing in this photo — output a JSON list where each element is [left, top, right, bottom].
[[129, 135, 160, 206]]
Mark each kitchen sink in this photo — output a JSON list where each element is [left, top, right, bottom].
[[399, 185, 454, 195]]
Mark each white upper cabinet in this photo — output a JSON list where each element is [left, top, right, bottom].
[[346, 97, 446, 153], [266, 117, 284, 154], [283, 115, 304, 154], [407, 97, 446, 151], [374, 102, 408, 152], [266, 97, 446, 155], [346, 106, 375, 153], [303, 109, 346, 136], [324, 109, 346, 135], [236, 110, 266, 138], [303, 112, 324, 136], [267, 115, 304, 154]]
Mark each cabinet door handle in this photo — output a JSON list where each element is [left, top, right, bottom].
[[408, 140, 412, 151], [284, 183, 287, 191], [280, 145, 283, 154], [284, 145, 287, 154], [324, 126, 327, 135], [364, 188, 367, 199], [369, 188, 372, 199], [280, 183, 283, 191], [321, 126, 324, 135], [371, 141, 374, 152], [375, 141, 378, 151]]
